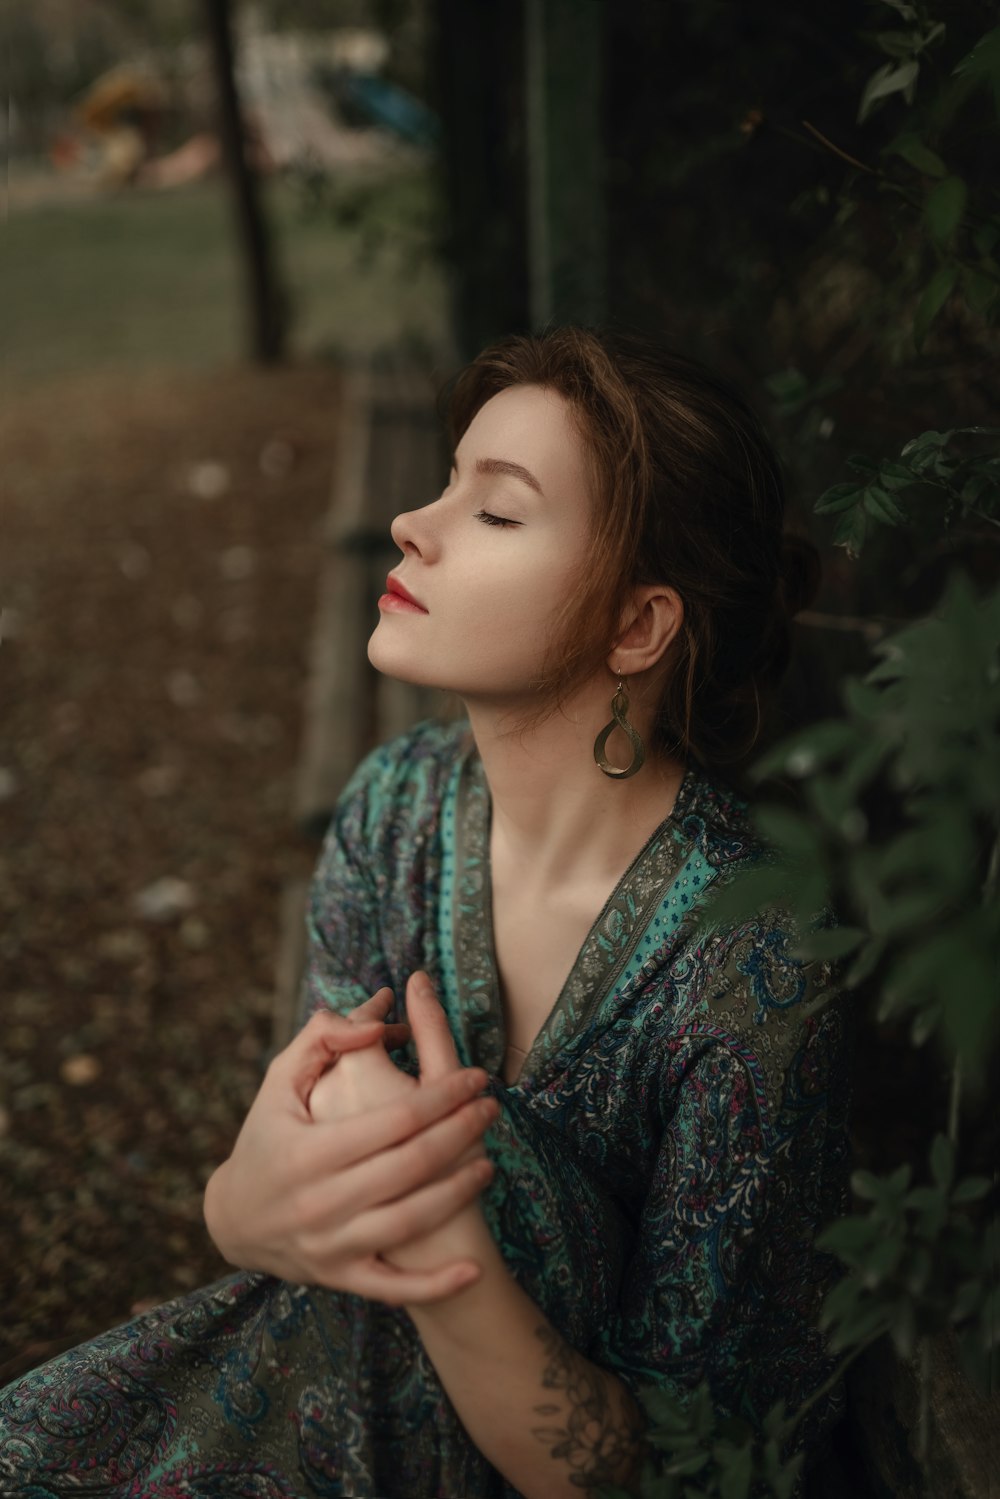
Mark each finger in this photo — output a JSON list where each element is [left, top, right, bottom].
[[305, 1067, 491, 1169], [300, 1095, 499, 1223], [406, 972, 461, 1083], [339, 1157, 494, 1261], [344, 1254, 482, 1307], [276, 1008, 386, 1101], [383, 1022, 412, 1052], [348, 987, 395, 1023], [300, 1071, 494, 1181]]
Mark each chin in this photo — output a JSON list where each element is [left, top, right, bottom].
[[367, 630, 437, 688]]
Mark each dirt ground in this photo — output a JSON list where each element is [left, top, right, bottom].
[[1, 360, 344, 1379]]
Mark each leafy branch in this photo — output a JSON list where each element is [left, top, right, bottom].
[[813, 426, 1000, 557]]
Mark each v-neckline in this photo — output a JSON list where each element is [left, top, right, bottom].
[[449, 748, 703, 1088]]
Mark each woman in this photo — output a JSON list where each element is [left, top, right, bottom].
[[0, 328, 853, 1498]]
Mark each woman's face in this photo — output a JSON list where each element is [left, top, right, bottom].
[[368, 383, 596, 703]]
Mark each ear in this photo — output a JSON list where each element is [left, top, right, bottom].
[[610, 585, 684, 676]]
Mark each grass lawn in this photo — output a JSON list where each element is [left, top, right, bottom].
[[5, 164, 451, 386]]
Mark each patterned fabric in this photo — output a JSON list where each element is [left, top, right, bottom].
[[0, 720, 854, 1497]]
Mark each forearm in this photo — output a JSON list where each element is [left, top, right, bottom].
[[406, 1211, 647, 1498]]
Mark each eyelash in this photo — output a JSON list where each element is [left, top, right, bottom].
[[473, 509, 521, 528]]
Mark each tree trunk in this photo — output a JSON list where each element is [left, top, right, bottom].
[[202, 0, 287, 363]]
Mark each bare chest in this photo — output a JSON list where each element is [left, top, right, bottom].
[[490, 877, 606, 1084]]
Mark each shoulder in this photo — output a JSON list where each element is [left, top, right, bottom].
[[669, 762, 845, 1031], [671, 761, 760, 874], [334, 716, 472, 845]]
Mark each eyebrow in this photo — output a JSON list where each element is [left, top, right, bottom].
[[452, 453, 545, 497]]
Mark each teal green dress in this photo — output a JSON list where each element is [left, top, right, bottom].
[[0, 720, 854, 1497]]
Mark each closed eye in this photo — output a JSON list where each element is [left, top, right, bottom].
[[474, 509, 522, 528]]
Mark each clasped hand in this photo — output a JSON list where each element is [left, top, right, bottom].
[[204, 972, 498, 1304]]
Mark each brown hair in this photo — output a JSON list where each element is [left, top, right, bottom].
[[438, 326, 820, 770]]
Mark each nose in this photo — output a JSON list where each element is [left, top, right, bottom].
[[390, 497, 441, 560]]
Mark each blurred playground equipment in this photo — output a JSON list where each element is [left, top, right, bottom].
[[49, 27, 437, 193]]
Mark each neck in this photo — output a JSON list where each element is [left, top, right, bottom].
[[462, 682, 687, 888]]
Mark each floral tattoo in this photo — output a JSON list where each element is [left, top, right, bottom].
[[530, 1324, 647, 1491]]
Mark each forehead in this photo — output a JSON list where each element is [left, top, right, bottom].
[[457, 384, 591, 500]]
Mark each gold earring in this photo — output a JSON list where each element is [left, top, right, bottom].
[[594, 677, 645, 780]]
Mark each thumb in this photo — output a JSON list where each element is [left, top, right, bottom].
[[407, 971, 461, 1083]]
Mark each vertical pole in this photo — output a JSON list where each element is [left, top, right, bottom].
[[202, 0, 287, 363], [430, 0, 530, 358], [524, 0, 606, 330], [524, 0, 552, 330]]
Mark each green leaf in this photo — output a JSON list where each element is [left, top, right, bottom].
[[952, 1176, 992, 1203], [772, 1463, 806, 1499], [817, 1217, 878, 1255], [765, 368, 809, 402], [753, 806, 824, 862], [828, 1302, 893, 1352], [890, 1163, 913, 1195], [640, 1387, 692, 1427], [940, 944, 1000, 1060], [851, 1170, 884, 1202], [665, 1452, 709, 1476], [863, 484, 907, 525], [952, 27, 1000, 82], [891, 1298, 918, 1357], [914, 266, 957, 348], [859, 58, 921, 123], [692, 864, 798, 933], [863, 1234, 905, 1285], [887, 132, 946, 176], [905, 1245, 933, 1295], [900, 428, 954, 455], [876, 30, 921, 60], [930, 1133, 955, 1191], [845, 936, 886, 989], [815, 482, 864, 516], [878, 460, 918, 489], [981, 1285, 1000, 1348], [752, 719, 861, 781], [833, 503, 869, 557], [880, 0, 917, 20], [963, 268, 999, 318], [789, 924, 866, 962], [925, 177, 967, 244], [719, 1444, 753, 1499]]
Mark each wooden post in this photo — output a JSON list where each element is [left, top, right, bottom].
[[430, 0, 530, 358], [201, 0, 287, 363], [524, 0, 606, 329]]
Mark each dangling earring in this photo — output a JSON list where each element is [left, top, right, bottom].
[[594, 676, 645, 780]]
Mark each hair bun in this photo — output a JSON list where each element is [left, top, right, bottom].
[[778, 534, 821, 619]]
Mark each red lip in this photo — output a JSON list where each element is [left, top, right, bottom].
[[384, 574, 427, 611]]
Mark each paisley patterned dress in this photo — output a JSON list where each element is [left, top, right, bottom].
[[0, 719, 854, 1498]]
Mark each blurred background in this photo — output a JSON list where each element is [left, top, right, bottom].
[[3, 1, 998, 1489]]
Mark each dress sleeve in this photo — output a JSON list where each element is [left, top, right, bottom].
[[294, 720, 459, 1032], [296, 762, 389, 1028], [591, 920, 854, 1455]]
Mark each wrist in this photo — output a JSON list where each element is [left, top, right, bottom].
[[404, 1211, 513, 1331]]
